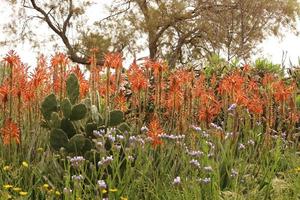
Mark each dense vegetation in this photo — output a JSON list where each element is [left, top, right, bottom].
[[0, 51, 299, 199]]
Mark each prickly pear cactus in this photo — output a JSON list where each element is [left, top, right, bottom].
[[109, 110, 124, 126], [66, 73, 80, 104], [67, 134, 93, 154], [40, 73, 130, 157], [61, 98, 72, 119], [70, 104, 87, 121], [41, 73, 91, 154], [49, 129, 68, 151], [41, 94, 58, 120]]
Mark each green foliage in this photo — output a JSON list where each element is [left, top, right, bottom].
[[70, 103, 87, 121], [109, 110, 124, 126], [61, 118, 77, 138], [204, 54, 234, 77], [67, 134, 92, 154], [40, 74, 128, 157], [41, 94, 58, 120], [61, 98, 72, 119], [66, 73, 80, 104], [254, 58, 284, 77], [50, 112, 61, 129], [296, 95, 300, 110], [49, 129, 68, 151], [85, 122, 97, 138]]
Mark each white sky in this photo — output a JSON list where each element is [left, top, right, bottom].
[[0, 1, 300, 68]]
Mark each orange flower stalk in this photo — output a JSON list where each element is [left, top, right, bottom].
[[0, 85, 9, 104], [104, 53, 123, 69], [114, 93, 128, 112], [148, 116, 163, 148], [3, 50, 21, 66], [1, 118, 20, 145], [50, 53, 69, 99], [127, 61, 148, 93]]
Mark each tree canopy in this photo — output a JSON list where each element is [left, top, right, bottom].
[[3, 0, 300, 67]]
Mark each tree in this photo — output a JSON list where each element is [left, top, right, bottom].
[[98, 0, 300, 68], [3, 0, 111, 65], [3, 0, 300, 67]]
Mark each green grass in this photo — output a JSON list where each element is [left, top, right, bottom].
[[1, 124, 299, 200]]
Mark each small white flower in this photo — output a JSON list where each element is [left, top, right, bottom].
[[97, 180, 107, 190], [69, 156, 85, 167], [190, 159, 200, 168], [98, 155, 113, 166], [172, 176, 181, 185], [202, 177, 211, 184], [247, 139, 255, 146], [71, 175, 84, 181], [204, 166, 213, 172], [141, 126, 149, 132], [238, 143, 246, 150], [230, 169, 238, 177]]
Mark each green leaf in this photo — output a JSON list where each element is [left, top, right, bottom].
[[50, 129, 68, 151], [67, 134, 86, 153], [50, 112, 61, 129], [70, 104, 87, 121], [66, 73, 80, 104], [109, 110, 124, 126], [85, 122, 98, 138], [61, 118, 77, 139], [41, 94, 58, 120], [67, 135, 92, 154], [61, 98, 72, 119]]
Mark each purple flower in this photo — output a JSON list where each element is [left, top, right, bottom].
[[238, 143, 245, 150], [228, 103, 237, 111], [190, 159, 200, 168], [69, 156, 85, 167], [97, 180, 107, 190], [98, 155, 113, 166], [71, 175, 84, 181]]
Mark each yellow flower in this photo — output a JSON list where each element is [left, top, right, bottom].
[[22, 161, 29, 168], [294, 167, 300, 172], [37, 147, 44, 153], [101, 189, 107, 194], [3, 165, 11, 171], [19, 191, 28, 196], [121, 197, 128, 200], [55, 191, 61, 196], [109, 188, 118, 192], [3, 184, 13, 189], [43, 184, 49, 189], [13, 187, 22, 192], [48, 189, 54, 194]]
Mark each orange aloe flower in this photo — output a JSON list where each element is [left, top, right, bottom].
[[3, 50, 21, 66], [50, 53, 69, 67], [127, 61, 148, 93], [114, 93, 128, 112], [0, 85, 9, 104], [247, 94, 263, 115], [1, 118, 20, 145], [148, 116, 163, 148], [272, 81, 295, 103], [104, 53, 123, 69]]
